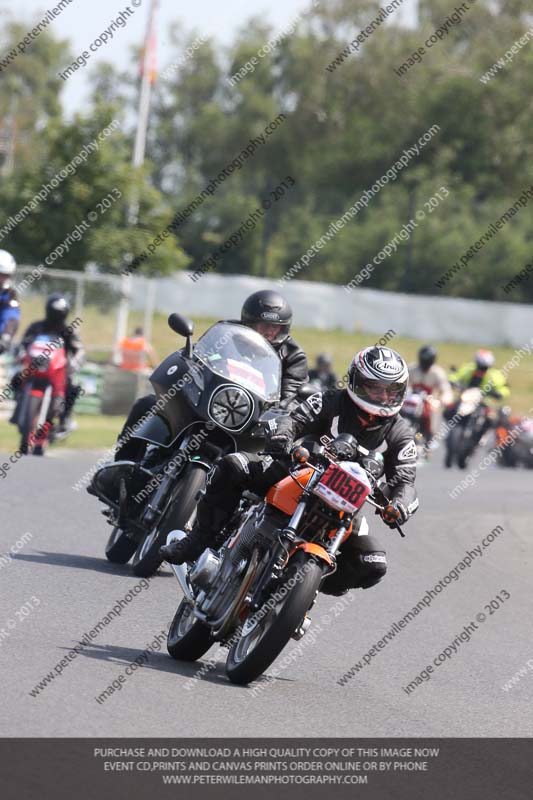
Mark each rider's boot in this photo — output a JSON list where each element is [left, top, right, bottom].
[[159, 522, 213, 565]]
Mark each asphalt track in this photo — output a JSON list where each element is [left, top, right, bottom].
[[0, 447, 531, 737]]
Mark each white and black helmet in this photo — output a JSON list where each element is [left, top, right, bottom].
[[0, 250, 16, 276], [348, 346, 409, 417], [474, 349, 494, 370]]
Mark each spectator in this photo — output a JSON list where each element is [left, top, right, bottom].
[[118, 327, 157, 372]]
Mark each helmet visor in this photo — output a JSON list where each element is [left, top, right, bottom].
[[248, 321, 290, 344], [355, 378, 407, 409]]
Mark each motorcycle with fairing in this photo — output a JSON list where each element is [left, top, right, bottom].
[[164, 433, 405, 685], [12, 333, 67, 455], [89, 314, 285, 577]]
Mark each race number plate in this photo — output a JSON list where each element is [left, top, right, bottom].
[[312, 461, 371, 513]]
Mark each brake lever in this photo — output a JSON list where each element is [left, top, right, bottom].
[[366, 496, 406, 538], [393, 522, 405, 538]]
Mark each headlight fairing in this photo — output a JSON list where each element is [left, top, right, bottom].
[[208, 384, 254, 432]]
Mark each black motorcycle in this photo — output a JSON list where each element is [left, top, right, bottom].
[[89, 314, 286, 577]]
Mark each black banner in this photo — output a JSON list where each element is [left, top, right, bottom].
[[3, 738, 531, 799]]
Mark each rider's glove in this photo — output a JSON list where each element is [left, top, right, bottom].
[[380, 500, 408, 528], [267, 432, 293, 456]]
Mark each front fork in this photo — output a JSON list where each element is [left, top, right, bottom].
[[248, 499, 350, 613]]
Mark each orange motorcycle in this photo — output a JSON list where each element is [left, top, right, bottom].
[[165, 433, 405, 685]]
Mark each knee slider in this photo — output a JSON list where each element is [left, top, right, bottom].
[[205, 453, 249, 494], [357, 551, 387, 589], [225, 452, 251, 476]]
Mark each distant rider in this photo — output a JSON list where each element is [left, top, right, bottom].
[[408, 345, 453, 443], [448, 349, 510, 445], [17, 293, 84, 434], [0, 250, 20, 355], [308, 352, 338, 392]]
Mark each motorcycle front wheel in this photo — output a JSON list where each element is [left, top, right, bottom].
[[225, 551, 327, 686], [105, 526, 137, 564], [19, 394, 42, 454], [445, 425, 463, 468], [131, 464, 207, 577], [167, 597, 214, 662]]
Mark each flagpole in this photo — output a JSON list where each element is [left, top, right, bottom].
[[129, 0, 159, 222], [114, 0, 158, 363]]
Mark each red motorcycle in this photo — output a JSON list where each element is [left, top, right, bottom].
[[401, 387, 435, 459], [16, 333, 67, 455]]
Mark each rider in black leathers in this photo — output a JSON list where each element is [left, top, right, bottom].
[[308, 352, 338, 392], [161, 345, 419, 595], [114, 290, 308, 460]]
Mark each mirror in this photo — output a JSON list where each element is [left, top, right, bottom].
[[168, 313, 194, 338]]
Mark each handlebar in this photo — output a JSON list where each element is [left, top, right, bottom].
[[260, 445, 405, 538]]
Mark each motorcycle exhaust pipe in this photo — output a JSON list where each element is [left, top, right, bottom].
[[165, 530, 193, 602]]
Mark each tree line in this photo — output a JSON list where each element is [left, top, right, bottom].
[[0, 0, 531, 303]]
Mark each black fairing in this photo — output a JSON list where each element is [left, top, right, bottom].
[[139, 349, 274, 452]]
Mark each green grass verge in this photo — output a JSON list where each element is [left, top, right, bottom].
[[0, 415, 124, 453]]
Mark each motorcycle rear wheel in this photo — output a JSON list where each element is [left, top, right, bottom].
[[225, 552, 327, 686]]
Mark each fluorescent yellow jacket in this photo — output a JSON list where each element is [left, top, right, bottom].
[[449, 363, 510, 400]]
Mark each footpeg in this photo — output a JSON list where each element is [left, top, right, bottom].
[[292, 614, 312, 641]]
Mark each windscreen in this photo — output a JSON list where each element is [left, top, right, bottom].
[[194, 322, 281, 402]]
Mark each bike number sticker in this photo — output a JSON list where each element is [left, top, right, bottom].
[[313, 464, 370, 512]]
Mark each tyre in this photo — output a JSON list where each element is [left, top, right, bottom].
[[19, 394, 42, 454], [105, 526, 137, 564], [131, 465, 207, 577], [457, 450, 469, 470], [457, 429, 474, 470], [167, 597, 214, 661], [445, 425, 463, 468], [499, 445, 517, 468], [225, 552, 327, 686]]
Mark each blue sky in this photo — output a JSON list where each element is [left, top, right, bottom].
[[1, 0, 417, 114]]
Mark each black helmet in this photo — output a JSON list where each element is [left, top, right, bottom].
[[240, 290, 292, 345], [45, 293, 70, 327], [418, 345, 437, 371], [317, 352, 333, 369]]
